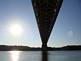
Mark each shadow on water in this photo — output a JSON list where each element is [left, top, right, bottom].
[[42, 51, 48, 61]]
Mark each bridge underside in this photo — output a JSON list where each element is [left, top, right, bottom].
[[32, 0, 63, 50]]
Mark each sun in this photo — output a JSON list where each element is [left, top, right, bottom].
[[9, 24, 23, 36]]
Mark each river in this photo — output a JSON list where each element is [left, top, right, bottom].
[[0, 51, 81, 61]]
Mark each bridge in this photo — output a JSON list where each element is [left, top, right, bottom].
[[31, 0, 63, 50]]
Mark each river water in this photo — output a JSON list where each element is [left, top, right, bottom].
[[0, 51, 81, 61]]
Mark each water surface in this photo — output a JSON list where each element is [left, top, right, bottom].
[[0, 51, 81, 61]]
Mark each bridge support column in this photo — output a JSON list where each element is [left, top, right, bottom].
[[42, 42, 47, 51]]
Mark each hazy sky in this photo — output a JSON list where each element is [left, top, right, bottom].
[[0, 0, 81, 47]]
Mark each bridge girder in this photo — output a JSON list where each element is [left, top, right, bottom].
[[32, 0, 63, 49]]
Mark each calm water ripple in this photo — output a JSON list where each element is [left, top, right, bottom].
[[0, 51, 81, 61]]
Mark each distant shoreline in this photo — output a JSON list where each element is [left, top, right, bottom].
[[0, 45, 81, 51]]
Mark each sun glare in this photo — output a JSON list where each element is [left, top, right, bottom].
[[10, 51, 21, 61], [9, 24, 23, 36]]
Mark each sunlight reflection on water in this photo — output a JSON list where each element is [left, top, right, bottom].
[[9, 51, 21, 61]]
